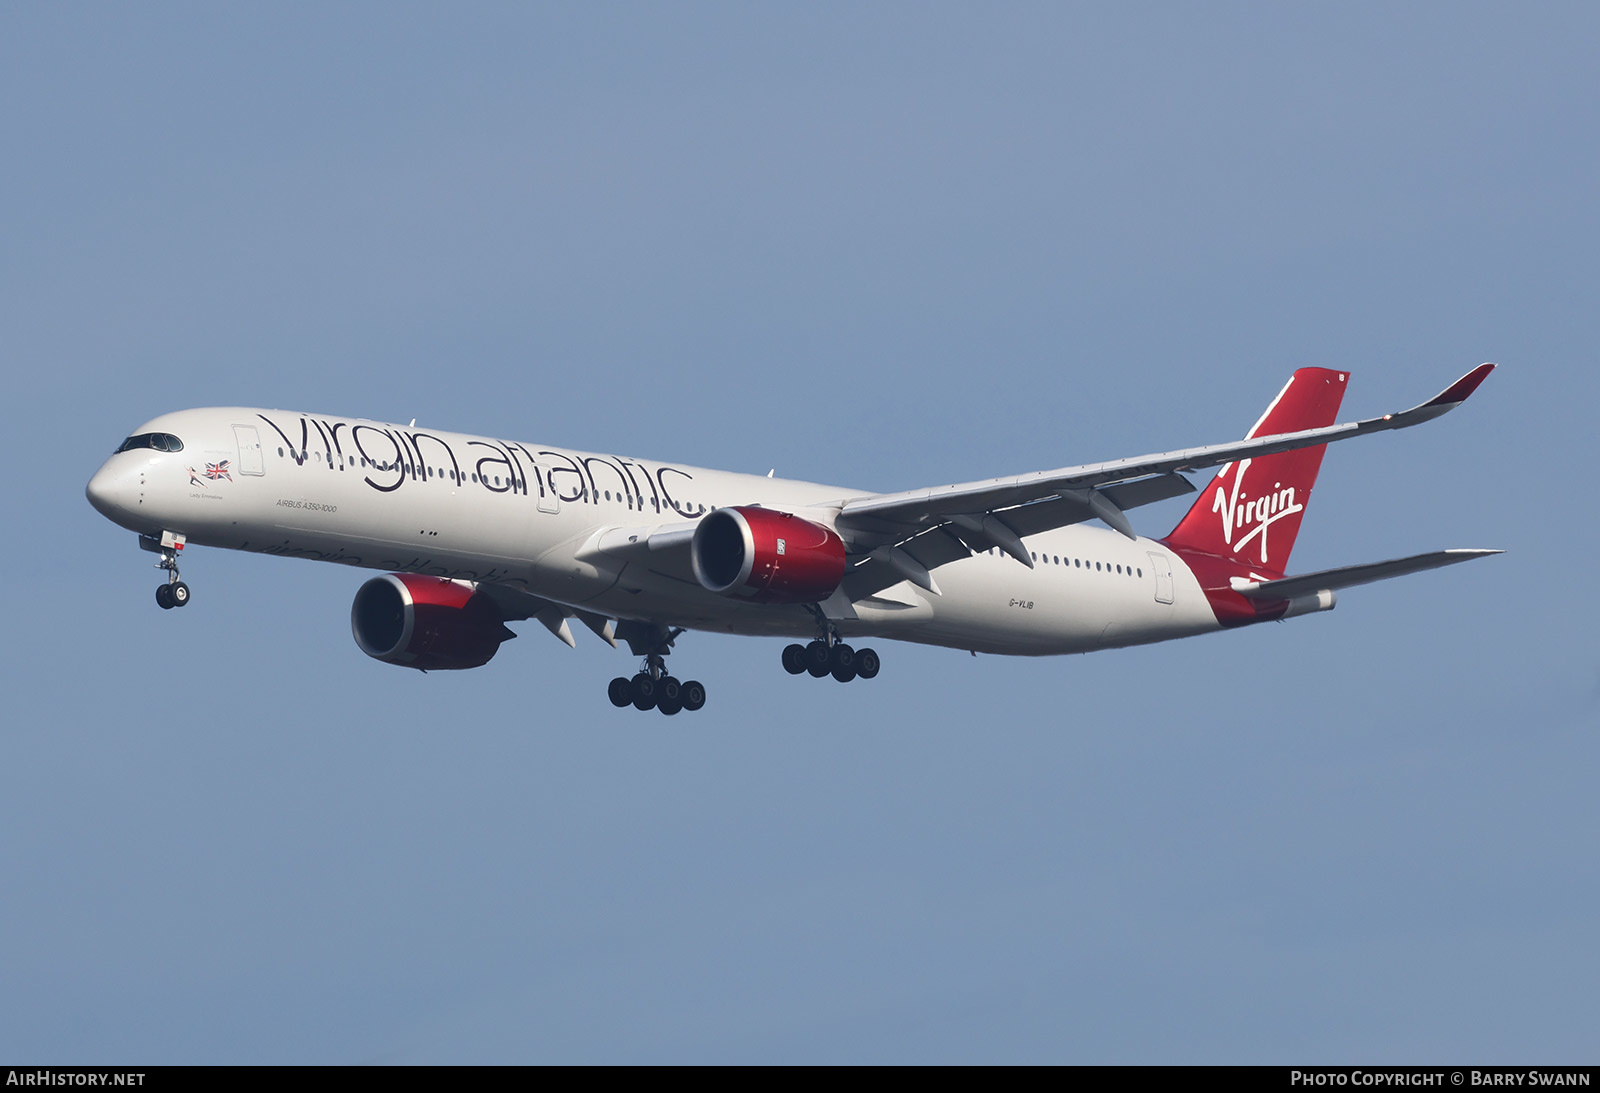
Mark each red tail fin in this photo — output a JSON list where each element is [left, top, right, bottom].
[[1163, 368, 1349, 575]]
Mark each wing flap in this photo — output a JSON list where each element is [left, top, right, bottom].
[[843, 525, 973, 600]]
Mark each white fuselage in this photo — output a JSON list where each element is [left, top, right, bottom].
[[86, 407, 1223, 655]]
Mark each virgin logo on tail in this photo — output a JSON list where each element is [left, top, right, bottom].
[[1210, 458, 1304, 566]]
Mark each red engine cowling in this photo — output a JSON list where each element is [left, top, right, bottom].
[[691, 506, 847, 604], [350, 573, 516, 671]]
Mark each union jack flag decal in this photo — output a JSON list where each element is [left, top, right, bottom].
[[204, 460, 232, 481]]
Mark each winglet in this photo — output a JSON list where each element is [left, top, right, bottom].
[[1422, 363, 1496, 410]]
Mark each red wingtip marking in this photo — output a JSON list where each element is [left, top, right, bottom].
[[1426, 363, 1496, 407]]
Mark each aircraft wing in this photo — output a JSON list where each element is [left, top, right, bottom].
[[503, 366, 1496, 609], [833, 364, 1496, 582], [1230, 548, 1503, 601]]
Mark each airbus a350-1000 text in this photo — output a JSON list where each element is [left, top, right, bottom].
[[87, 365, 1500, 714]]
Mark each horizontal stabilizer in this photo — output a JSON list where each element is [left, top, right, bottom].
[[1230, 548, 1503, 601]]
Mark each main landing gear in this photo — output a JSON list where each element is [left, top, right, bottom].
[[607, 623, 707, 716], [783, 606, 880, 684], [142, 532, 191, 610]]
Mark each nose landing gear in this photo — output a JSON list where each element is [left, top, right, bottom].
[[141, 532, 191, 610]]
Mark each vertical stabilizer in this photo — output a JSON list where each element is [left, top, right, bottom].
[[1162, 368, 1349, 575]]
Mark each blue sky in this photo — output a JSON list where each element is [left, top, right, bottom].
[[2, 3, 1595, 1062]]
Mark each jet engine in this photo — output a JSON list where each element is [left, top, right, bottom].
[[350, 573, 516, 671], [691, 506, 847, 604]]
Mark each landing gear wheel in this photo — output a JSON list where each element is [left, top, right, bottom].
[[169, 581, 190, 608], [855, 648, 881, 680], [630, 672, 658, 711], [805, 640, 832, 678], [155, 584, 174, 610], [782, 643, 807, 675], [829, 643, 857, 683], [608, 677, 633, 708], [681, 680, 706, 712], [612, 624, 703, 714]]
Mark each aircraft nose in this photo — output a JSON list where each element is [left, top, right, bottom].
[[86, 461, 134, 522]]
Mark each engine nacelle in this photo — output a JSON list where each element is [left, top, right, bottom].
[[691, 506, 847, 604], [351, 573, 515, 671]]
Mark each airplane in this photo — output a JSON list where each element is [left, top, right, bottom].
[[86, 364, 1500, 715]]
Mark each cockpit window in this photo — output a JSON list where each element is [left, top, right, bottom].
[[115, 432, 184, 454]]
